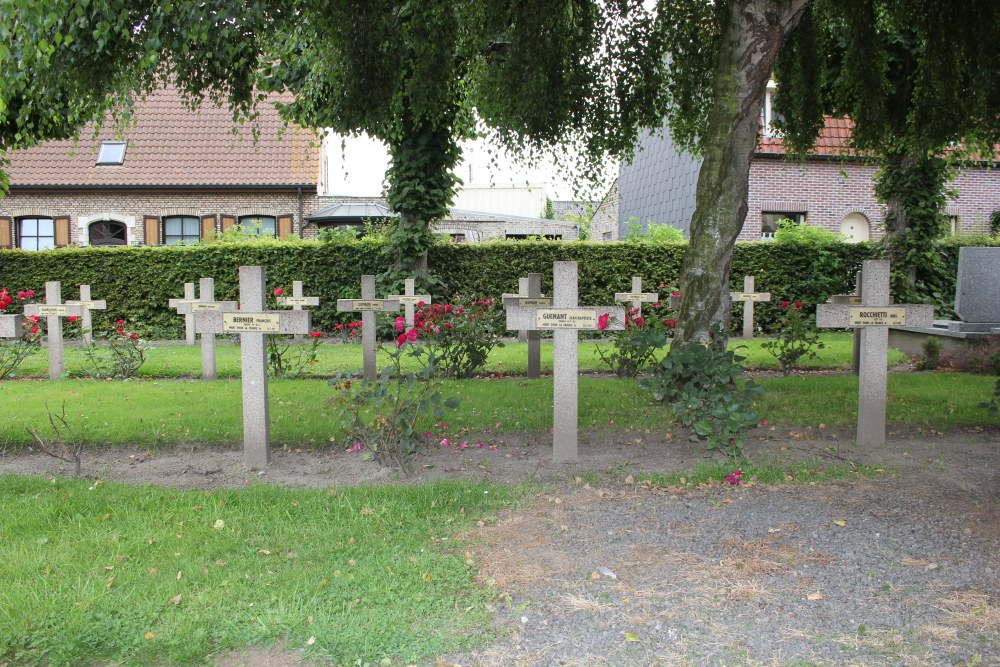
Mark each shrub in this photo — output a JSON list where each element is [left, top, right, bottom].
[[917, 336, 943, 371], [642, 327, 764, 461], [760, 300, 825, 375], [78, 317, 150, 379], [595, 303, 674, 377], [328, 337, 458, 471], [774, 219, 845, 245], [267, 331, 324, 378], [408, 298, 504, 378], [0, 288, 42, 380]]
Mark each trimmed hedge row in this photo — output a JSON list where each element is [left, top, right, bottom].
[[0, 236, 994, 338]]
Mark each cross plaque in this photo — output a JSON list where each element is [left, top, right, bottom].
[[65, 284, 107, 346], [337, 276, 400, 381], [729, 275, 770, 339], [194, 266, 311, 468], [23, 281, 85, 380], [506, 261, 625, 462], [816, 260, 933, 447], [277, 281, 320, 343], [502, 273, 549, 379]]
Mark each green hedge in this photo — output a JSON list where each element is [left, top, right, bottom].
[[0, 235, 995, 338]]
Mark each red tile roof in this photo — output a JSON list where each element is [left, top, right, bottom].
[[757, 116, 856, 157], [6, 86, 319, 188]]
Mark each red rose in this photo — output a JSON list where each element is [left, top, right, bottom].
[[117, 326, 124, 333], [117, 319, 125, 325], [310, 331, 322, 338], [129, 332, 138, 340], [334, 323, 343, 330], [274, 288, 283, 296], [780, 301, 790, 308], [31, 326, 39, 334], [0, 302, 6, 311], [634, 316, 645, 328], [68, 315, 78, 322], [26, 290, 34, 298], [795, 301, 804, 309], [397, 332, 407, 348]]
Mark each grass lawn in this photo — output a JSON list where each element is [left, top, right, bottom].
[[0, 476, 520, 666], [1, 372, 995, 450], [11, 332, 905, 378]]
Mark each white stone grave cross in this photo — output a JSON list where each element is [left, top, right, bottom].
[[816, 260, 933, 447], [276, 281, 320, 343], [729, 276, 770, 338], [615, 276, 659, 318], [506, 261, 625, 462], [193, 266, 311, 468], [65, 285, 107, 346], [23, 281, 85, 380], [192, 277, 238, 380], [502, 273, 550, 379], [337, 276, 400, 381], [168, 283, 198, 345], [388, 278, 432, 329], [828, 270, 864, 374]]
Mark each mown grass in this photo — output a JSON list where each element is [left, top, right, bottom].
[[0, 476, 520, 666], [1, 373, 995, 450], [10, 332, 905, 378]]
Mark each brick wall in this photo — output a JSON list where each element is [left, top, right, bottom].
[[590, 180, 620, 242], [743, 157, 1000, 241], [1, 189, 320, 245]]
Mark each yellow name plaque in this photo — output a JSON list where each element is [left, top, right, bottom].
[[536, 309, 598, 329], [617, 293, 657, 302], [277, 297, 312, 306], [190, 303, 221, 312], [731, 292, 768, 302], [37, 305, 68, 316], [518, 297, 553, 307], [395, 296, 429, 305], [350, 300, 388, 311], [222, 313, 281, 333], [849, 307, 907, 326]]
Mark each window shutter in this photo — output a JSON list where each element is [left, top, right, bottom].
[[54, 216, 71, 247], [144, 215, 161, 245], [277, 214, 294, 239], [221, 215, 236, 233], [201, 214, 217, 239], [0, 216, 11, 248]]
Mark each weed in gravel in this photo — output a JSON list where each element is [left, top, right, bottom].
[[938, 592, 1000, 633], [639, 461, 884, 489]]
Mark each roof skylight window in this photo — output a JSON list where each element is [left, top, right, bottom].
[[96, 141, 127, 165]]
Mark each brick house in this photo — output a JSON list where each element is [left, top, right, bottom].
[[1, 86, 576, 249], [616, 86, 1000, 242]]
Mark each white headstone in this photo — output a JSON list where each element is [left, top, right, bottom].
[[276, 280, 320, 343], [168, 283, 198, 345], [194, 266, 311, 468], [388, 278, 431, 329], [65, 285, 107, 346], [729, 276, 770, 338], [337, 276, 399, 381], [506, 262, 625, 462], [816, 260, 933, 447], [502, 273, 549, 379], [23, 282, 85, 380]]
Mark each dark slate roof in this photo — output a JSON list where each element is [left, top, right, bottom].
[[6, 86, 319, 188]]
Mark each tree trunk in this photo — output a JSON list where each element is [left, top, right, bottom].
[[674, 0, 810, 347]]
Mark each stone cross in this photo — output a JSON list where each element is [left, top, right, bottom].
[[729, 275, 770, 339], [816, 260, 933, 447], [615, 276, 659, 318], [23, 281, 85, 380], [192, 277, 238, 380], [506, 262, 625, 463], [829, 271, 863, 374], [65, 285, 107, 346], [194, 266, 311, 468], [502, 273, 549, 379], [388, 278, 432, 329], [277, 281, 320, 343], [168, 283, 198, 345], [337, 276, 399, 381]]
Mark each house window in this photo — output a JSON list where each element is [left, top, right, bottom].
[[450, 233, 466, 243], [89, 220, 128, 246], [761, 81, 784, 137], [238, 215, 276, 236], [97, 141, 127, 165], [760, 211, 805, 240], [18, 217, 55, 251], [163, 215, 201, 245], [602, 231, 613, 241]]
